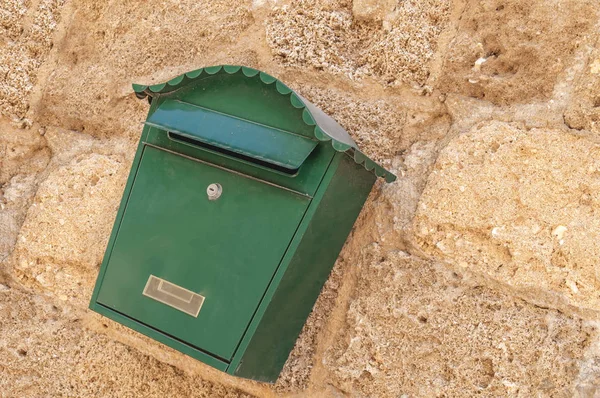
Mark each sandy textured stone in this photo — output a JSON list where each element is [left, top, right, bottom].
[[413, 121, 600, 315], [324, 249, 596, 397], [565, 44, 600, 134], [371, 141, 440, 252], [0, 284, 252, 397], [0, 125, 50, 261], [0, 0, 65, 119], [443, 93, 569, 134], [35, 0, 254, 138], [351, 0, 395, 22], [266, 0, 450, 86], [437, 0, 599, 105], [11, 151, 128, 305], [298, 86, 449, 165], [576, 332, 600, 397], [0, 174, 38, 262], [300, 86, 407, 164], [0, 127, 49, 186]]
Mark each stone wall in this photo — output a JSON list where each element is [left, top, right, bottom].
[[1, 0, 600, 396]]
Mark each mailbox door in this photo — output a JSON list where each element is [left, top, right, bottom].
[[96, 145, 310, 361]]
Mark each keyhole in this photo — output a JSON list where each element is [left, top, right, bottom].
[[207, 183, 222, 200]]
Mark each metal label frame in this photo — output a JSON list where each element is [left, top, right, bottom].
[[142, 275, 205, 317]]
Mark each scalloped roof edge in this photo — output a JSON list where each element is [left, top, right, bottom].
[[133, 65, 396, 183]]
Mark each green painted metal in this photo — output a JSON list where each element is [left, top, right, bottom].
[[227, 154, 342, 376], [90, 65, 395, 383], [89, 106, 158, 308], [133, 65, 396, 183], [231, 154, 376, 381], [90, 301, 229, 371], [146, 99, 318, 171], [144, 124, 333, 196], [97, 145, 310, 360], [169, 70, 315, 139]]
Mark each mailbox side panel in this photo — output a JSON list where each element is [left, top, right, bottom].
[[230, 153, 377, 382]]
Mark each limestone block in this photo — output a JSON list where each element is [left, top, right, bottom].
[[565, 45, 600, 135], [351, 0, 395, 22], [413, 121, 600, 314], [0, 175, 38, 262], [12, 152, 128, 306], [371, 141, 440, 251], [0, 0, 65, 119], [0, 284, 252, 397], [437, 0, 599, 104], [35, 0, 254, 138], [0, 127, 50, 260], [266, 0, 450, 86], [324, 249, 595, 397]]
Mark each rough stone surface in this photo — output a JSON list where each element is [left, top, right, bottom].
[[437, 0, 599, 104], [0, 0, 65, 119], [0, 174, 38, 262], [577, 333, 600, 397], [413, 122, 600, 315], [0, 126, 49, 186], [0, 283, 252, 397], [351, 0, 395, 22], [0, 125, 50, 261], [11, 150, 128, 306], [299, 86, 450, 165], [373, 141, 440, 251], [266, 0, 451, 86], [36, 0, 254, 138], [324, 250, 596, 397], [565, 44, 600, 134]]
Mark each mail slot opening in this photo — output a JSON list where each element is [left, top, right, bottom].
[[145, 99, 319, 174], [167, 132, 301, 175]]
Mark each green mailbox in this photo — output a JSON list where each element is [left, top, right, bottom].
[[89, 65, 395, 382]]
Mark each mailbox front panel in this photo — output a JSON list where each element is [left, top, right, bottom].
[[96, 145, 310, 360]]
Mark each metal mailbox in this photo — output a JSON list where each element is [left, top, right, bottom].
[[89, 65, 395, 382]]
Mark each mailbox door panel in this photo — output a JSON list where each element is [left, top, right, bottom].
[[97, 145, 310, 360]]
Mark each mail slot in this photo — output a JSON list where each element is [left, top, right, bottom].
[[89, 65, 395, 382]]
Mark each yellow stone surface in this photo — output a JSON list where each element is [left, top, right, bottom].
[[413, 122, 600, 315], [11, 151, 128, 306]]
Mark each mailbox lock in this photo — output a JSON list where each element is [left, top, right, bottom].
[[207, 183, 222, 200]]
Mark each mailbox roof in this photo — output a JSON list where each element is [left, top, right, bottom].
[[133, 65, 396, 183]]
